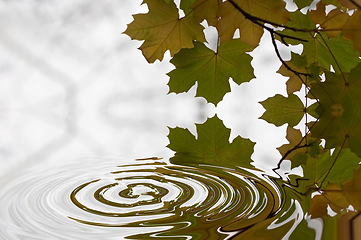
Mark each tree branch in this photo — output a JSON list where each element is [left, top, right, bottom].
[[227, 0, 317, 33]]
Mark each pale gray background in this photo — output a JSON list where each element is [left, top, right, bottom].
[[0, 0, 297, 177]]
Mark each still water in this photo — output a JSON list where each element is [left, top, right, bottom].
[[0, 157, 303, 239]]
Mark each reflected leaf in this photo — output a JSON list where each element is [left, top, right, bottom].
[[167, 116, 255, 168]]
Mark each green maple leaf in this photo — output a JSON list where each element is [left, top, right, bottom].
[[276, 11, 316, 46], [260, 94, 305, 127], [167, 116, 255, 168], [278, 12, 360, 73], [167, 40, 254, 104], [289, 148, 361, 194], [303, 33, 361, 73], [180, 0, 196, 14], [293, 0, 313, 9], [124, 0, 205, 63]]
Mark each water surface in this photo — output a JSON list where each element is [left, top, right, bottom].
[[0, 157, 303, 239]]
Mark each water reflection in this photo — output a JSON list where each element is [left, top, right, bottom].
[[0, 155, 303, 239], [69, 158, 292, 240]]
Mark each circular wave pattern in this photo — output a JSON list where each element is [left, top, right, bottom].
[[0, 158, 298, 239], [69, 158, 286, 239]]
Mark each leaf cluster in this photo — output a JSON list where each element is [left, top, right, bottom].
[[125, 0, 361, 238]]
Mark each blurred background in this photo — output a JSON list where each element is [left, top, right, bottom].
[[0, 0, 291, 177]]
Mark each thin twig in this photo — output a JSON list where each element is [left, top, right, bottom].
[[227, 0, 317, 33], [270, 31, 311, 78]]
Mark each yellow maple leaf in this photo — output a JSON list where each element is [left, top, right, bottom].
[[124, 0, 206, 63]]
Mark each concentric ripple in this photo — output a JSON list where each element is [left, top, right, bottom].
[[0, 158, 301, 239], [68, 158, 297, 239]]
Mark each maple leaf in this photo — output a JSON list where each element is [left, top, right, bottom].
[[191, 0, 221, 27], [294, 0, 314, 9], [343, 10, 361, 54], [278, 54, 321, 95], [216, 1, 263, 47], [275, 11, 316, 47], [310, 65, 361, 157], [277, 128, 319, 168], [179, 0, 195, 14], [217, 0, 289, 47], [277, 53, 309, 94], [338, 0, 361, 9], [259, 94, 305, 127], [124, 0, 205, 63], [288, 147, 361, 194], [309, 166, 361, 219], [167, 116, 255, 168], [303, 33, 360, 73], [279, 11, 359, 73], [309, 185, 349, 219], [167, 40, 254, 104], [310, 2, 349, 38]]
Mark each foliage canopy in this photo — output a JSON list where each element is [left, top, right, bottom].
[[125, 0, 361, 238]]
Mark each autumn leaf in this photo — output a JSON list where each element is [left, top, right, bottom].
[[124, 0, 205, 63], [343, 10, 361, 54], [338, 0, 361, 9], [217, 0, 289, 47], [309, 167, 361, 219], [342, 167, 361, 210], [309, 186, 349, 219], [191, 0, 221, 26], [260, 94, 305, 127], [216, 1, 263, 47], [167, 40, 254, 104], [277, 53, 309, 94], [167, 116, 255, 168], [277, 128, 319, 168], [310, 2, 349, 38]]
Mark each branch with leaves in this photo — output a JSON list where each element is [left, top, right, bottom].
[[124, 0, 361, 236]]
